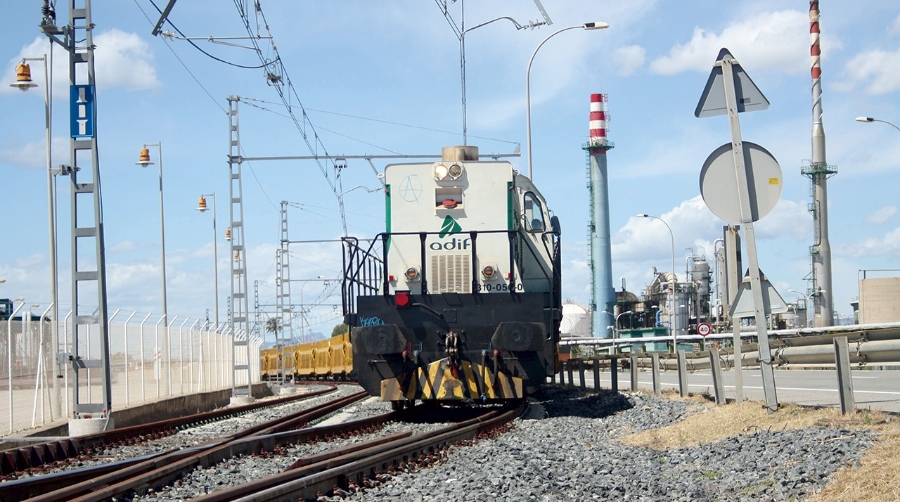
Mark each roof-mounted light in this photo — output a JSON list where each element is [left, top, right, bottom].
[[434, 163, 449, 180], [448, 163, 463, 179]]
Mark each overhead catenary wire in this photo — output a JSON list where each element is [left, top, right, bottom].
[[242, 97, 519, 147], [230, 0, 350, 235], [132, 0, 227, 113], [148, 0, 270, 69]]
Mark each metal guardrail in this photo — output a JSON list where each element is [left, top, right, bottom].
[[558, 322, 900, 415]]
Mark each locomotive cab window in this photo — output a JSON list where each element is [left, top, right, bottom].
[[523, 192, 545, 233]]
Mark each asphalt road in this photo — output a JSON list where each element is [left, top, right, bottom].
[[569, 368, 900, 414]]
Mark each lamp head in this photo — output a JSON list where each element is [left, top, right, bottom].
[[583, 22, 609, 30], [856, 117, 874, 123], [637, 213, 649, 218], [196, 196, 209, 212], [136, 147, 153, 167], [9, 62, 38, 92]]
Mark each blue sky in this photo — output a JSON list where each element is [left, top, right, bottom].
[[2, 0, 900, 338]]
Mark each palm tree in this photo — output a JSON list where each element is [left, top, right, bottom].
[[265, 317, 281, 344]]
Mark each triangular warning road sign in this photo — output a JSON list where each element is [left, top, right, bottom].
[[729, 268, 789, 318], [695, 48, 770, 118]]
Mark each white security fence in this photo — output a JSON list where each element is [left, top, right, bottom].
[[0, 311, 261, 436]]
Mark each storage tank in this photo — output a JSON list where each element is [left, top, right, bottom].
[[561, 301, 592, 338]]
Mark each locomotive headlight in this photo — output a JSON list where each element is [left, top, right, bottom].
[[482, 265, 498, 279], [448, 163, 463, 179], [405, 266, 421, 282], [433, 163, 449, 180]]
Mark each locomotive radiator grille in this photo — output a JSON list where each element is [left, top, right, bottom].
[[430, 254, 471, 293]]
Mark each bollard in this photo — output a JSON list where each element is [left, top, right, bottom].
[[677, 350, 688, 397], [593, 358, 601, 391], [578, 359, 586, 389], [709, 346, 726, 405], [834, 336, 856, 415], [611, 357, 618, 393], [651, 353, 660, 394], [630, 355, 639, 391], [567, 359, 574, 389]]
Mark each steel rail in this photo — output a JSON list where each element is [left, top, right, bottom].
[[195, 402, 525, 502], [0, 386, 337, 477], [6, 391, 368, 502]]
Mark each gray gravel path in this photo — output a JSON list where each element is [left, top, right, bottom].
[[347, 387, 874, 501]]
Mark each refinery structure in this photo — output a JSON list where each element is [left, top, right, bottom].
[[557, 1, 900, 350]]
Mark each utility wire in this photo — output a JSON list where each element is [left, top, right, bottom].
[[148, 0, 270, 69], [242, 97, 519, 146], [239, 99, 401, 154], [231, 0, 349, 235], [132, 0, 226, 113]]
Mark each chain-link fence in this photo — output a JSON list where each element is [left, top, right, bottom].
[[0, 311, 261, 436]]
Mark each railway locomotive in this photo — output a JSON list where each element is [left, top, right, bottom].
[[341, 146, 562, 407]]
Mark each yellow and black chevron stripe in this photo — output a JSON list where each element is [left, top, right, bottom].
[[380, 358, 523, 401]]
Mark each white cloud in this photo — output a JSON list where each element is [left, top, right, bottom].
[[865, 206, 897, 225], [649, 10, 811, 75], [890, 14, 900, 36], [754, 199, 811, 242], [93, 29, 161, 91], [835, 226, 900, 258], [0, 138, 46, 170], [612, 45, 646, 76], [613, 196, 721, 265], [0, 136, 74, 170], [1, 31, 160, 97], [834, 48, 900, 96]]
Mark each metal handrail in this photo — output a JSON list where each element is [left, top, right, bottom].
[[342, 228, 557, 308]]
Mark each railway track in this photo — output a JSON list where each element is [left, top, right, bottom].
[[0, 386, 366, 501], [0, 390, 524, 502], [191, 402, 524, 502], [0, 386, 339, 480]]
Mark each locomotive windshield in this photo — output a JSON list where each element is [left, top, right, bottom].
[[524, 192, 545, 233]]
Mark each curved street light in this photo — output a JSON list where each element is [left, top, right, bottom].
[[526, 22, 609, 180], [8, 56, 58, 329], [637, 214, 677, 351], [856, 116, 900, 133], [136, 143, 168, 324], [789, 289, 825, 328], [197, 194, 219, 329], [458, 15, 548, 145]]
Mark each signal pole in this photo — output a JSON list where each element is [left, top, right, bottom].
[[41, 0, 113, 435]]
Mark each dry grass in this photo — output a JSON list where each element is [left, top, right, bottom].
[[617, 390, 900, 501]]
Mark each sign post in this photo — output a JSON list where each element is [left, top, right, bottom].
[[696, 49, 779, 413]]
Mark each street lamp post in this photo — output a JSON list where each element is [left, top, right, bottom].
[[136, 143, 168, 323], [856, 116, 900, 133], [137, 143, 168, 394], [526, 22, 609, 180], [789, 289, 825, 328], [637, 214, 677, 351], [457, 15, 549, 145], [9, 56, 58, 329], [197, 194, 219, 328]]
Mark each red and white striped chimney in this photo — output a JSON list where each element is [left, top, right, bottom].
[[589, 93, 608, 147]]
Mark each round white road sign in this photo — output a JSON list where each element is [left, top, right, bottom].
[[697, 322, 712, 337], [699, 141, 782, 224]]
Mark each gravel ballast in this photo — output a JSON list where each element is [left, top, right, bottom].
[[348, 387, 874, 502]]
